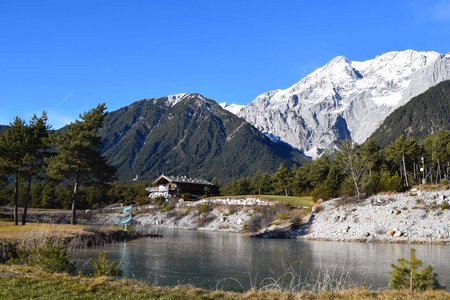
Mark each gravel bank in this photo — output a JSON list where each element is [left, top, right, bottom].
[[300, 188, 450, 244]]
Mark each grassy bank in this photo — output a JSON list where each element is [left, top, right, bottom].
[[0, 221, 87, 242], [0, 264, 448, 300], [0, 221, 130, 263], [0, 221, 125, 243]]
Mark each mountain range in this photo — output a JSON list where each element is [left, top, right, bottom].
[[2, 50, 449, 183], [238, 50, 450, 157], [99, 93, 306, 182]]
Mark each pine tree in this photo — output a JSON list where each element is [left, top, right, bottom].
[[21, 112, 51, 225], [272, 163, 290, 196], [0, 117, 29, 225], [46, 104, 116, 224], [386, 136, 418, 187], [390, 248, 442, 291]]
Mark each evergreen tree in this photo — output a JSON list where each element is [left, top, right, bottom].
[[251, 171, 270, 195], [386, 136, 418, 187], [423, 130, 450, 183], [0, 117, 29, 225], [390, 248, 442, 291], [46, 104, 116, 224], [272, 163, 290, 196], [21, 112, 51, 225]]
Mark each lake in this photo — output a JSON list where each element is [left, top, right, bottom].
[[73, 229, 450, 291]]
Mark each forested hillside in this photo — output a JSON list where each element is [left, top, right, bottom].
[[371, 80, 450, 147], [99, 94, 306, 183]]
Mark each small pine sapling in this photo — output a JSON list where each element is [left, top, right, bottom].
[[389, 248, 442, 291]]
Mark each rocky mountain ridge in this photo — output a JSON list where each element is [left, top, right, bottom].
[[238, 50, 450, 157]]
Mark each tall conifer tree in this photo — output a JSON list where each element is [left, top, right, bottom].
[[47, 104, 115, 225]]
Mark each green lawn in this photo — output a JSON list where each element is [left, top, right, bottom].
[[207, 195, 314, 207]]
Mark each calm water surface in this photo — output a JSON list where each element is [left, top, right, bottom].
[[73, 229, 450, 291]]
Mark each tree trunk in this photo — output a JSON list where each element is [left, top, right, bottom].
[[71, 181, 79, 225], [21, 175, 32, 225], [410, 263, 414, 292], [402, 153, 409, 187], [13, 176, 19, 226], [284, 187, 288, 196], [352, 173, 361, 198], [437, 159, 442, 183]]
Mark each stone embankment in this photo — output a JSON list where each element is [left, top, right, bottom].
[[94, 198, 280, 233], [300, 188, 450, 244]]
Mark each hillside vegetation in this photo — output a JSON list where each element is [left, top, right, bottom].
[[371, 80, 450, 147]]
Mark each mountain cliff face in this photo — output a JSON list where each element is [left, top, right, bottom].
[[238, 50, 450, 157], [370, 80, 450, 147], [99, 94, 306, 182]]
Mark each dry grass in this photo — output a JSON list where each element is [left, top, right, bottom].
[[0, 221, 123, 245], [0, 221, 87, 241], [0, 264, 448, 300]]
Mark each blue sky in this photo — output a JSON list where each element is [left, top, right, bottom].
[[1, 0, 449, 128]]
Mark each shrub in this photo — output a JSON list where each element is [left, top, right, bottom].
[[17, 241, 76, 274], [135, 196, 151, 206], [338, 177, 356, 197], [380, 171, 403, 192], [159, 202, 175, 212], [88, 251, 123, 277], [197, 203, 211, 214], [289, 210, 306, 227], [226, 206, 237, 216], [390, 248, 442, 291], [152, 196, 166, 206], [440, 201, 450, 210], [276, 212, 289, 220]]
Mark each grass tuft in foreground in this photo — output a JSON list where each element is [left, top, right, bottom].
[[1, 265, 449, 300]]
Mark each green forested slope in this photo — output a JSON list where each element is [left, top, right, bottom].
[[371, 80, 450, 147], [99, 94, 306, 182]]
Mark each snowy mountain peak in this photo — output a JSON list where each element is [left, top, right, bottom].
[[239, 50, 450, 158], [165, 93, 188, 106], [219, 102, 246, 115]]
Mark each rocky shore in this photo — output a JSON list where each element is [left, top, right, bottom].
[[94, 205, 270, 233], [299, 188, 450, 244]]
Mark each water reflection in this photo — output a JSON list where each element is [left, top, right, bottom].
[[73, 229, 450, 291]]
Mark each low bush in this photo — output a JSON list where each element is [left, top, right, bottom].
[[197, 203, 211, 214], [159, 202, 175, 212], [11, 241, 76, 274], [440, 201, 450, 210], [152, 196, 166, 206], [88, 251, 123, 277], [276, 212, 289, 220]]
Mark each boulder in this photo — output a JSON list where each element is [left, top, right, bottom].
[[393, 230, 403, 237], [386, 229, 395, 236], [391, 209, 401, 215], [340, 226, 350, 233]]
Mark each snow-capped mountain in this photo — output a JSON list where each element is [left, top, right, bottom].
[[238, 50, 450, 158], [219, 102, 245, 115]]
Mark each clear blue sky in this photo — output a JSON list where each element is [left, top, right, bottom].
[[1, 0, 449, 128]]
